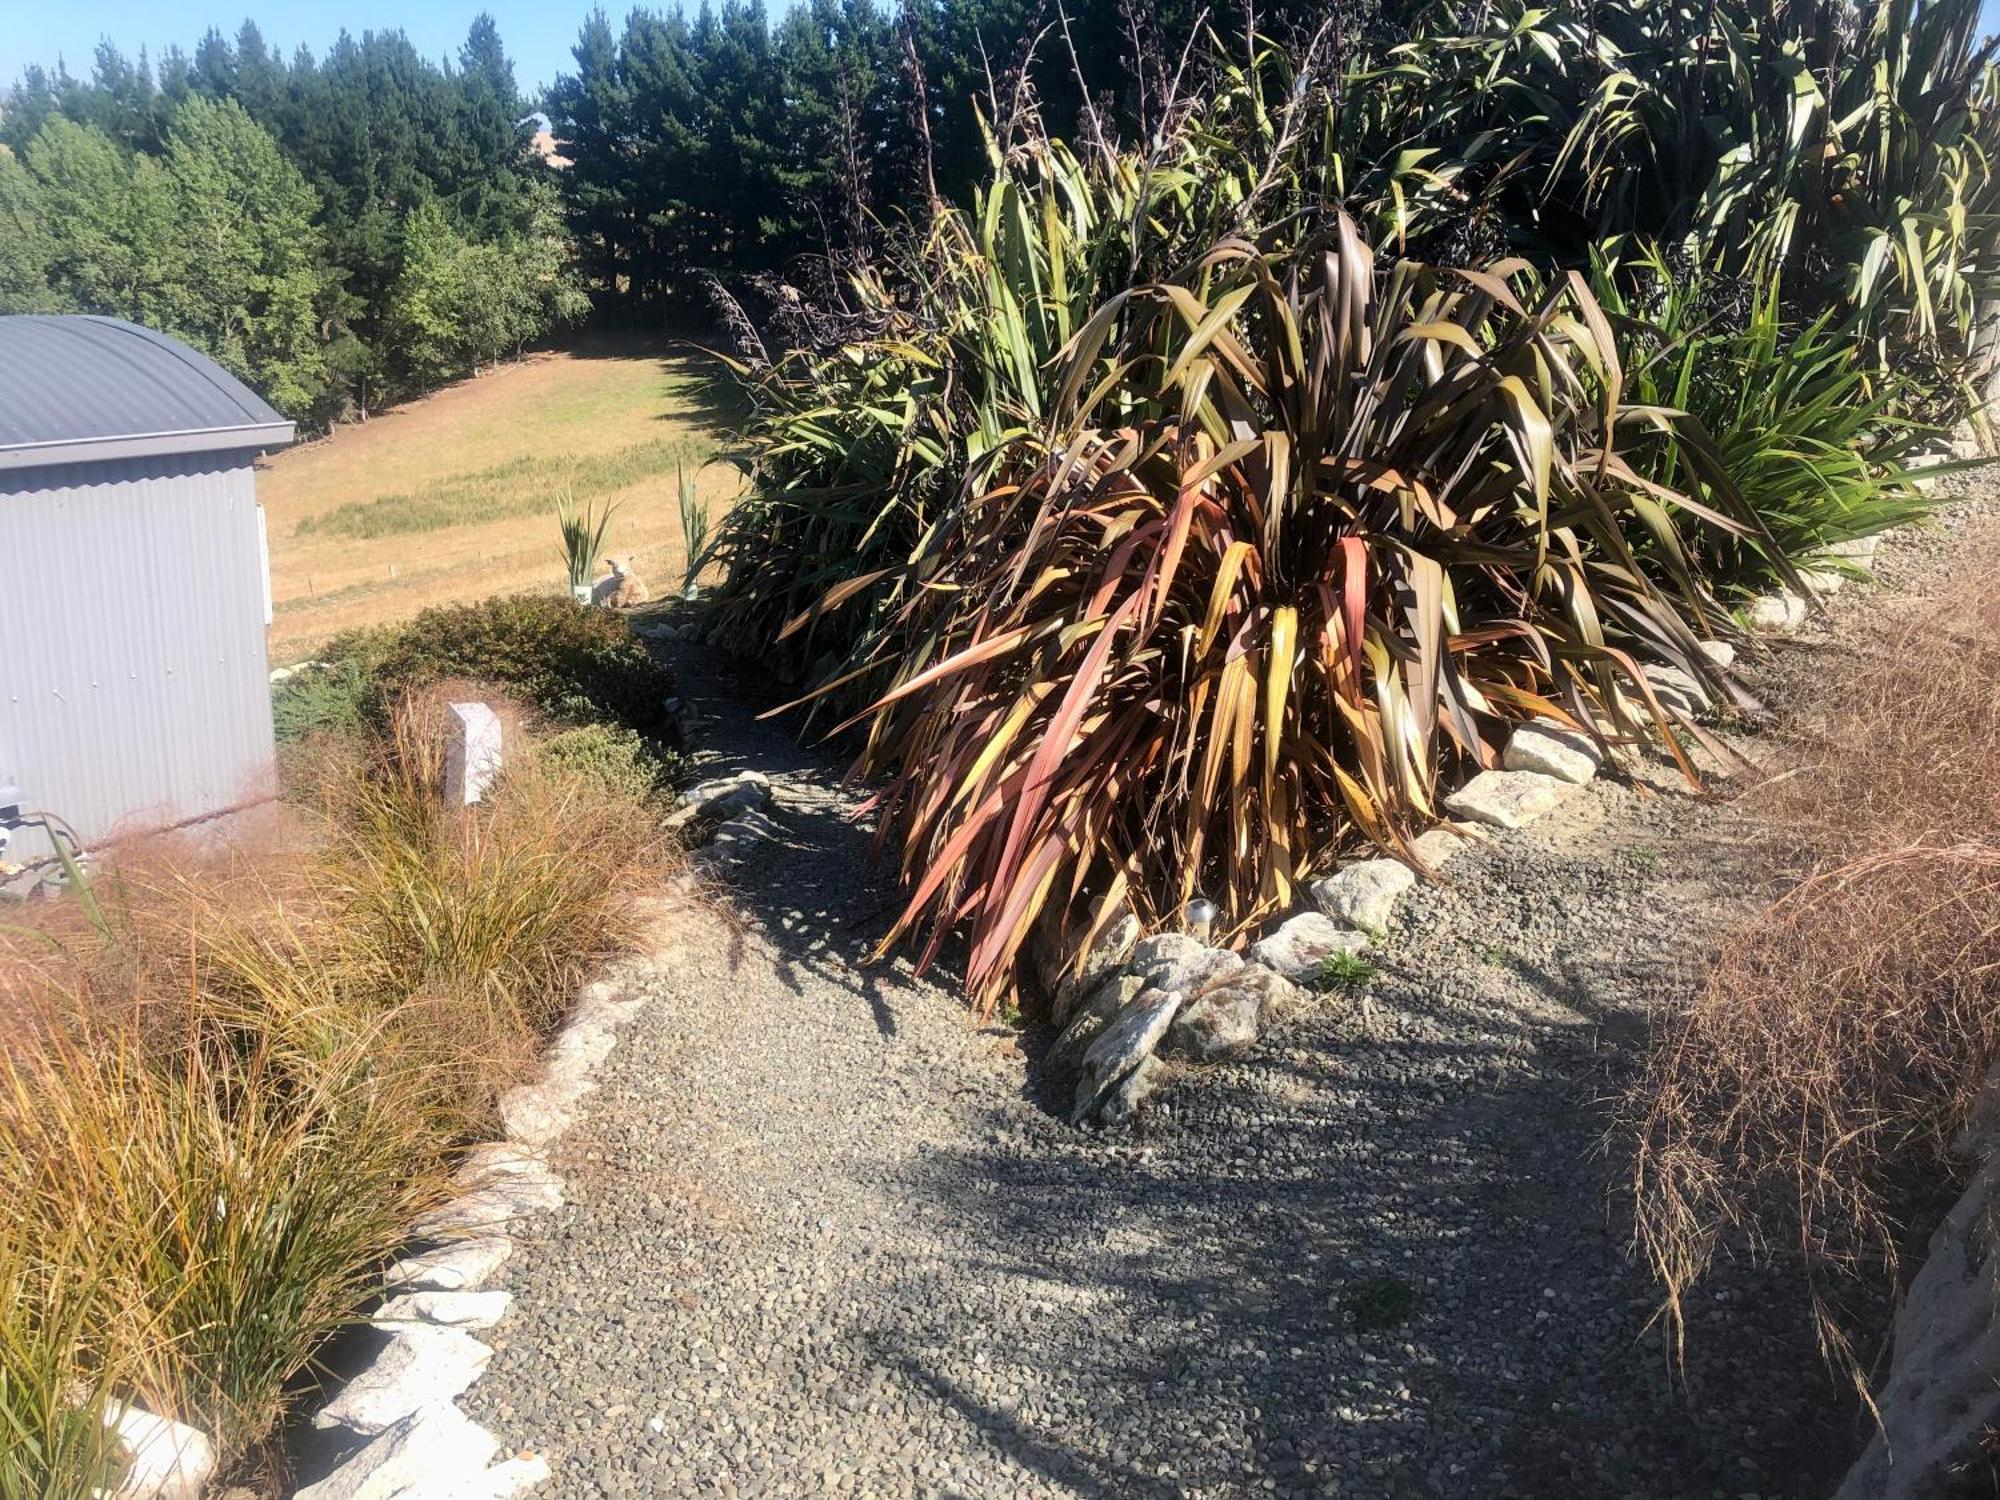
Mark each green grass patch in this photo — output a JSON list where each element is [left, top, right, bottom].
[[1307, 950, 1379, 992], [296, 435, 715, 540]]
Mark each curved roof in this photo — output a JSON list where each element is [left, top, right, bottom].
[[0, 315, 295, 472]]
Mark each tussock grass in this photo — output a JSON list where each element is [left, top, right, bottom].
[[0, 694, 676, 1487], [1625, 560, 2000, 1393], [296, 435, 711, 541]]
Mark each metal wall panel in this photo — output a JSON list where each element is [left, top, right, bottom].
[[0, 452, 276, 863]]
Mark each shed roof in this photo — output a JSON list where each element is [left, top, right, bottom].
[[0, 315, 295, 472]]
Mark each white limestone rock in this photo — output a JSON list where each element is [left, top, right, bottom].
[[1246, 913, 1368, 982], [1641, 664, 1711, 717], [294, 1402, 500, 1500], [415, 1453, 553, 1499], [372, 1289, 513, 1332], [539, 1019, 621, 1095], [1409, 826, 1469, 871], [104, 1403, 217, 1500], [1833, 1150, 2000, 1500], [1072, 988, 1181, 1126], [1048, 911, 1141, 1028], [1823, 533, 1880, 564], [411, 1147, 564, 1238], [1744, 589, 1809, 634], [1696, 639, 1736, 670], [497, 1079, 584, 1150], [1166, 964, 1300, 1064], [665, 771, 772, 831], [1310, 859, 1417, 934], [1502, 722, 1602, 787], [1441, 770, 1573, 831], [312, 1327, 494, 1437], [383, 1237, 513, 1294]]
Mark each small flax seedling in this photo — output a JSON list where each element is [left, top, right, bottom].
[[1308, 950, 1378, 993], [555, 488, 617, 594], [676, 464, 711, 594], [1626, 843, 1663, 872]]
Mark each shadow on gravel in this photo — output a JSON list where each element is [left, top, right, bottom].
[[650, 637, 1866, 1499], [871, 1028, 1866, 1500]]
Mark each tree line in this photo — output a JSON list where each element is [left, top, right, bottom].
[[546, 0, 1288, 303], [0, 20, 586, 424], [0, 0, 1325, 421]]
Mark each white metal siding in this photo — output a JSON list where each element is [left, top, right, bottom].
[[0, 453, 276, 861]]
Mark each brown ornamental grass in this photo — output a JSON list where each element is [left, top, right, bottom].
[[1626, 551, 2000, 1392], [0, 692, 676, 1491]]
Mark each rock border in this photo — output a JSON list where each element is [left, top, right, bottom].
[[1049, 710, 1603, 1127], [296, 929, 681, 1498]]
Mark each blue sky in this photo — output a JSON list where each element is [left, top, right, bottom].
[[1, 1, 601, 99], [5, 0, 2000, 100]]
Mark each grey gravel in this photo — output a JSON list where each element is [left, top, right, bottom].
[[462, 466, 2000, 1496]]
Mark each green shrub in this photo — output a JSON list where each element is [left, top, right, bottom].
[[1390, 0, 2000, 370], [270, 660, 372, 743], [333, 594, 679, 739], [533, 723, 679, 802], [1595, 250, 1935, 586]]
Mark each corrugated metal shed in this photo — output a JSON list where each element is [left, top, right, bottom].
[[0, 316, 293, 862]]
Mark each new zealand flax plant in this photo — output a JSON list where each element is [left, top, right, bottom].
[[838, 216, 1784, 1017], [705, 27, 1482, 721]]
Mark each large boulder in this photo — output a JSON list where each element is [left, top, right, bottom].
[[371, 1289, 512, 1332], [1745, 589, 1809, 634], [104, 1404, 216, 1500], [383, 1237, 513, 1295], [1166, 964, 1301, 1063], [312, 1327, 494, 1437], [1835, 1109, 2000, 1500], [1048, 912, 1142, 1028], [1246, 913, 1367, 982], [664, 770, 772, 831], [1095, 1056, 1165, 1130], [1072, 987, 1182, 1126], [1128, 932, 1243, 997], [1501, 722, 1602, 787], [1441, 769, 1573, 831], [1310, 859, 1417, 934], [292, 1401, 543, 1500], [1046, 973, 1145, 1077]]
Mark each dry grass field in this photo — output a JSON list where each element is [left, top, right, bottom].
[[261, 343, 742, 663]]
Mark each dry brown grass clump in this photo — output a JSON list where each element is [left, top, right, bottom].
[[1627, 559, 2000, 1389], [0, 692, 677, 1492]]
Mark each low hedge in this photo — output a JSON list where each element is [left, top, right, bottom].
[[292, 594, 679, 742]]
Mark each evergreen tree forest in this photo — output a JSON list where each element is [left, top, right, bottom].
[[544, 0, 1274, 300], [0, 19, 589, 424], [0, 1, 1295, 424]]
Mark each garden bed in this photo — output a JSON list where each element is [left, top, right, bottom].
[[0, 598, 686, 1497]]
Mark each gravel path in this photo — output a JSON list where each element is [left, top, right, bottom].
[[465, 475, 2000, 1498]]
